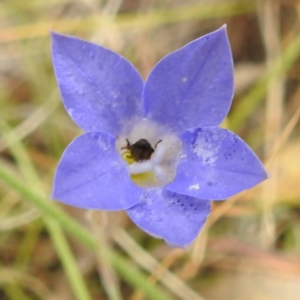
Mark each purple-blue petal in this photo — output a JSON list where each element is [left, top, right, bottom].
[[126, 189, 211, 247], [166, 127, 268, 200], [143, 26, 234, 133], [52, 132, 143, 210], [51, 32, 143, 136]]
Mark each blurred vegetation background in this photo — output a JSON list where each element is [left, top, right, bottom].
[[1, 0, 300, 299]]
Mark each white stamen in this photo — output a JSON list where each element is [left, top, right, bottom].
[[153, 165, 171, 186], [129, 160, 153, 174], [151, 143, 167, 164]]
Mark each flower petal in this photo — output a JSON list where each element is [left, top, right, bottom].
[[143, 25, 233, 133], [51, 32, 143, 136], [126, 189, 211, 247], [52, 132, 143, 210], [166, 127, 268, 200]]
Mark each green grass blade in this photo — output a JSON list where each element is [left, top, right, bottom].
[[229, 32, 300, 131], [0, 164, 172, 300]]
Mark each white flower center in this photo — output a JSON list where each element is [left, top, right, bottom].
[[115, 118, 182, 188]]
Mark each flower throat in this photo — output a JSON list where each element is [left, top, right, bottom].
[[116, 119, 182, 188]]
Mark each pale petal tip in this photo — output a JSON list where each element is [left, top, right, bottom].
[[265, 170, 272, 179], [50, 31, 62, 41], [261, 164, 271, 180], [217, 24, 229, 37], [50, 31, 66, 49], [50, 31, 72, 45]]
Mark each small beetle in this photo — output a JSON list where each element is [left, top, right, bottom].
[[121, 139, 161, 162]]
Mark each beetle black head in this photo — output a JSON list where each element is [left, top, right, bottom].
[[129, 139, 154, 161]]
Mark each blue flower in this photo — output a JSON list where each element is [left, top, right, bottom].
[[51, 26, 268, 248]]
